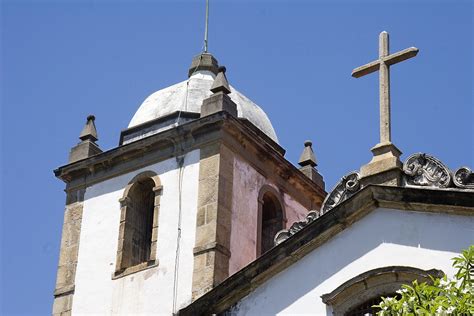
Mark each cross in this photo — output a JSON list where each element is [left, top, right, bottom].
[[352, 31, 418, 145]]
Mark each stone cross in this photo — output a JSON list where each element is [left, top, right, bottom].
[[352, 31, 418, 145]]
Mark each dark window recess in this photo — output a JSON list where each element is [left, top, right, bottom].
[[123, 178, 155, 268], [261, 194, 283, 254], [345, 294, 397, 316]]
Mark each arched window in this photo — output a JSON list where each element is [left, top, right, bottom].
[[115, 171, 162, 277], [321, 266, 443, 315], [257, 186, 286, 256]]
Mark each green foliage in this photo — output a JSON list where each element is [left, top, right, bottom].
[[375, 245, 474, 315]]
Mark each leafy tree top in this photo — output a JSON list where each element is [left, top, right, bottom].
[[376, 245, 474, 315]]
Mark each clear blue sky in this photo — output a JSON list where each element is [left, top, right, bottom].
[[1, 0, 472, 314]]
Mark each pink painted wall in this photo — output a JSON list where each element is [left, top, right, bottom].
[[283, 194, 308, 228], [229, 156, 308, 275]]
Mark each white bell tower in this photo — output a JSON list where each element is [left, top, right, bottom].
[[52, 53, 325, 315]]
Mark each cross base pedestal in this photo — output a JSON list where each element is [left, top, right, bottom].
[[360, 142, 403, 186]]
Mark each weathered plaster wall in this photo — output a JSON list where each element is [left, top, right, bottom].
[[72, 150, 200, 315], [229, 208, 474, 315], [283, 193, 309, 226], [229, 156, 308, 275]]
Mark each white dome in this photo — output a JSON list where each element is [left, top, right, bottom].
[[128, 70, 278, 143]]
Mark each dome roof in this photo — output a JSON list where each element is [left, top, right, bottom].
[[128, 69, 278, 143]]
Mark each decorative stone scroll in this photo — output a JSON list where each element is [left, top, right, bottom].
[[403, 153, 452, 188], [275, 154, 472, 247], [274, 171, 361, 246], [274, 211, 319, 246], [453, 167, 474, 189], [321, 171, 361, 214]]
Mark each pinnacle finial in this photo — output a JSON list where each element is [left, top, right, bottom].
[[79, 115, 98, 142], [210, 66, 231, 94], [188, 53, 219, 77], [298, 140, 317, 167]]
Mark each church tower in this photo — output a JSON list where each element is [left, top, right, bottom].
[[52, 52, 326, 315]]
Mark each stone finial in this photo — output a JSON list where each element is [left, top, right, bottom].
[[210, 66, 231, 94], [188, 53, 219, 77], [298, 140, 325, 190], [79, 115, 98, 142], [298, 140, 317, 167], [69, 115, 102, 163], [200, 65, 237, 118]]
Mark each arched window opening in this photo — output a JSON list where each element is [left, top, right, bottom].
[[124, 178, 155, 267], [321, 266, 444, 315], [257, 186, 285, 256], [261, 194, 283, 254], [115, 172, 162, 277]]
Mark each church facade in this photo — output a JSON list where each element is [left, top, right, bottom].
[[52, 35, 473, 315], [181, 177, 473, 315]]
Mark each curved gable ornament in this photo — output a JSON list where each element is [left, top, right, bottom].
[[321, 171, 361, 214], [275, 154, 472, 247], [274, 211, 319, 246], [403, 153, 452, 188], [274, 172, 361, 246], [453, 167, 474, 189]]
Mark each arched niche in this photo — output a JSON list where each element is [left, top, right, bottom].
[[321, 266, 444, 315], [114, 171, 163, 277], [257, 185, 286, 256]]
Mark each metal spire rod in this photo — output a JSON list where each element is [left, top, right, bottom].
[[203, 0, 209, 53]]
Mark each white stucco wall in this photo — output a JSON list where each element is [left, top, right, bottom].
[[229, 208, 474, 316], [230, 156, 308, 275], [72, 150, 200, 315]]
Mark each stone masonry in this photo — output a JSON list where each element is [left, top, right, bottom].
[[192, 141, 234, 299], [52, 188, 85, 316]]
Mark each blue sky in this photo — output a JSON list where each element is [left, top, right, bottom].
[[1, 0, 472, 314]]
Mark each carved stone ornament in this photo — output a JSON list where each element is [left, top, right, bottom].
[[274, 211, 319, 246], [453, 167, 474, 189], [274, 171, 361, 246], [403, 153, 452, 188], [274, 155, 472, 247], [321, 171, 361, 214]]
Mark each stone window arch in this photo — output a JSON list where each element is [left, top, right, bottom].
[[321, 266, 443, 316], [114, 171, 162, 277], [257, 185, 286, 256]]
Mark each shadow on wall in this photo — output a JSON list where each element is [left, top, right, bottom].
[[230, 208, 473, 316]]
